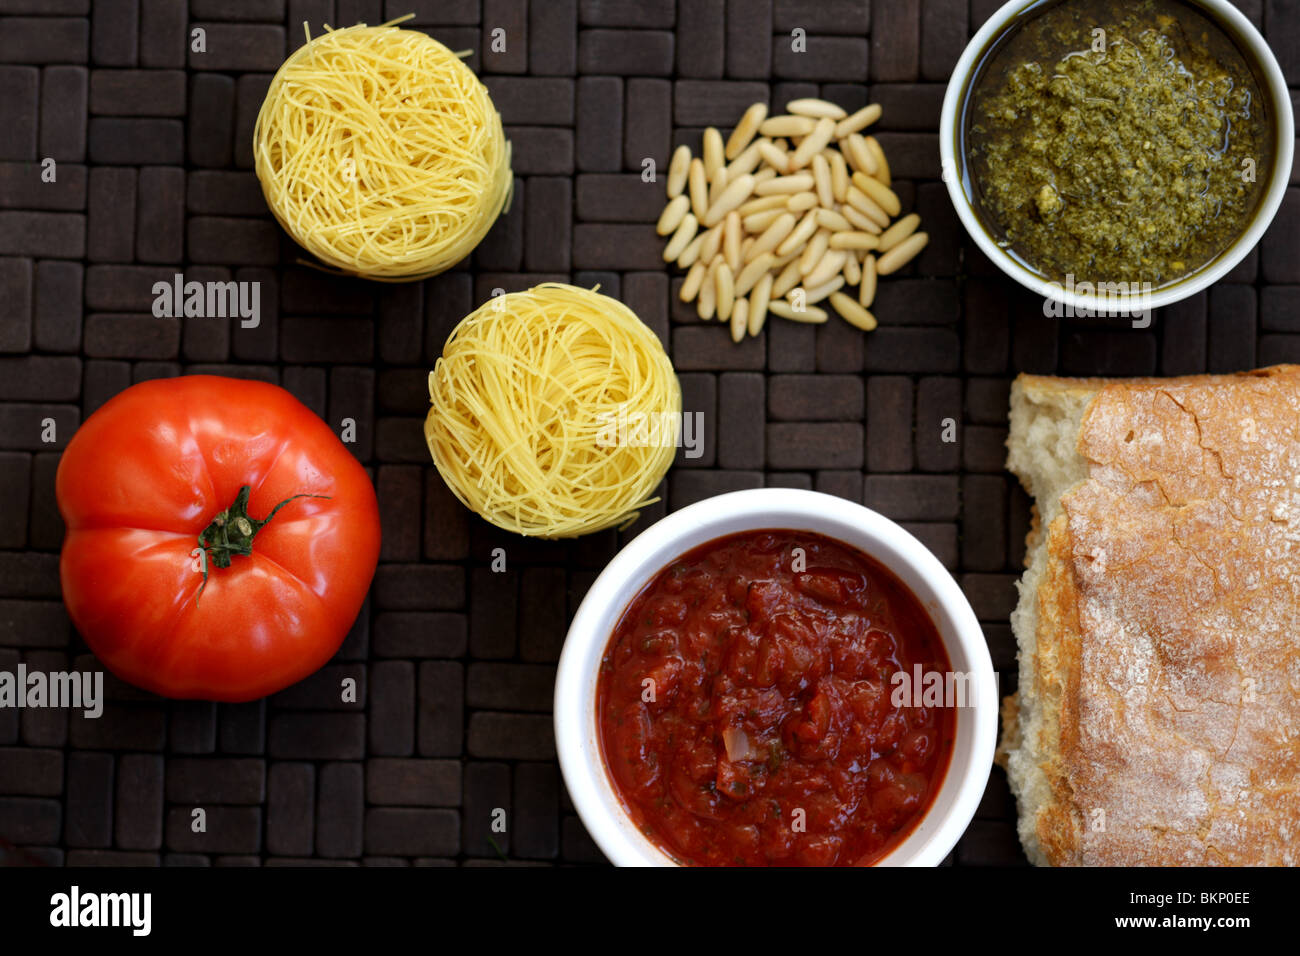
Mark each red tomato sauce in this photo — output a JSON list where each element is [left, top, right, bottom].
[[597, 530, 955, 866]]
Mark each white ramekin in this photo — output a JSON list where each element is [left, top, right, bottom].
[[554, 488, 998, 867], [940, 0, 1295, 314]]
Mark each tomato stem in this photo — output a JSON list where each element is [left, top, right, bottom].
[[195, 485, 329, 601]]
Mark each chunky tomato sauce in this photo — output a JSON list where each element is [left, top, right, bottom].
[[597, 530, 955, 866]]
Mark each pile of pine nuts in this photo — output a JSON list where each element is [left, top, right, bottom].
[[658, 99, 928, 342]]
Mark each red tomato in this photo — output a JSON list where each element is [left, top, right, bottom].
[[56, 375, 380, 702]]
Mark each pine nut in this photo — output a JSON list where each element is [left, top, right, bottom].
[[803, 274, 845, 305], [677, 231, 704, 269], [724, 211, 743, 273], [815, 208, 852, 232], [804, 248, 847, 288], [659, 98, 911, 344], [755, 173, 815, 196], [757, 141, 790, 175], [829, 231, 880, 251], [697, 258, 718, 320], [759, 115, 816, 138], [864, 136, 890, 186], [859, 254, 877, 307], [786, 97, 847, 120], [852, 171, 901, 217], [749, 273, 772, 336], [786, 191, 818, 213], [726, 103, 768, 160], [846, 186, 891, 228], [842, 251, 861, 286], [667, 145, 691, 199], [772, 258, 804, 299], [703, 174, 755, 227], [770, 244, 801, 269], [747, 213, 796, 261], [688, 158, 708, 220], [708, 164, 728, 206], [844, 133, 878, 176], [799, 229, 830, 275], [776, 209, 819, 256], [725, 138, 765, 179], [699, 222, 724, 263], [703, 127, 725, 180], [790, 117, 835, 170], [656, 195, 690, 236], [877, 212, 921, 252], [715, 261, 735, 321], [812, 153, 833, 208], [743, 208, 784, 234], [680, 260, 706, 301], [829, 291, 877, 331], [738, 194, 788, 217], [734, 252, 775, 297], [841, 204, 882, 233], [768, 299, 828, 323], [729, 295, 748, 343], [875, 232, 928, 275], [834, 103, 882, 139], [662, 212, 698, 262], [829, 150, 849, 202]]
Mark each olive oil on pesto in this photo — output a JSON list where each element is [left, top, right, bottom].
[[964, 0, 1273, 287]]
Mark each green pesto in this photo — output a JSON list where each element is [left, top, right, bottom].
[[965, 0, 1272, 286]]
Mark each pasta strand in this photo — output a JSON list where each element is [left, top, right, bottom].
[[254, 21, 512, 281], [424, 285, 681, 538]]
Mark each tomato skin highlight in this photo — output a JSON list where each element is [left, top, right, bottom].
[[56, 375, 381, 702]]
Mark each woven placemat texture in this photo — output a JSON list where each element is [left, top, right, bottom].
[[0, 0, 1296, 867]]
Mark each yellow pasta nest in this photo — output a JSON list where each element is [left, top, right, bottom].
[[425, 284, 681, 538], [253, 21, 512, 280]]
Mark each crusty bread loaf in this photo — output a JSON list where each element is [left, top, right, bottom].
[[1001, 365, 1300, 866]]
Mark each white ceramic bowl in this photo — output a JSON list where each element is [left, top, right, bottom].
[[554, 488, 998, 867], [940, 0, 1295, 314]]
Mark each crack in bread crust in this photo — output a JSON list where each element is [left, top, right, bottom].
[[1003, 365, 1300, 866]]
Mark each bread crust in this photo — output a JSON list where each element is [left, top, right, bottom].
[[1003, 364, 1300, 866]]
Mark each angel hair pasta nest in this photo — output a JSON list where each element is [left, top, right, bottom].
[[424, 284, 682, 538], [253, 21, 512, 281]]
